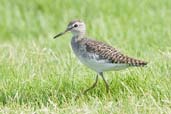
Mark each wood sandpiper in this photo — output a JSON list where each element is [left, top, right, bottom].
[[54, 20, 147, 94]]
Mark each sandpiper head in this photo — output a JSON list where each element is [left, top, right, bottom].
[[54, 20, 86, 38]]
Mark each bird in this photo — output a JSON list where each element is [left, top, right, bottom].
[[53, 20, 147, 95]]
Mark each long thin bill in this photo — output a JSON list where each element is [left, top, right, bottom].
[[53, 26, 74, 39], [53, 31, 66, 39]]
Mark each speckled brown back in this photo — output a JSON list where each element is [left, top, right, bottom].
[[82, 38, 147, 66]]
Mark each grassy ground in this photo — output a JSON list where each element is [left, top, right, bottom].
[[0, 0, 171, 113]]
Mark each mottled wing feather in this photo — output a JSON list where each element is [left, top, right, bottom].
[[82, 38, 147, 66]]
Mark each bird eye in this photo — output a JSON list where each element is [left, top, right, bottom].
[[74, 24, 78, 27]]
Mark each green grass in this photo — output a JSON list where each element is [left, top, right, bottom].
[[0, 0, 171, 113]]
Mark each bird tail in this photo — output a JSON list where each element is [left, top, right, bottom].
[[127, 57, 148, 67]]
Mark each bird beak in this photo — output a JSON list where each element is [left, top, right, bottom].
[[53, 27, 73, 39]]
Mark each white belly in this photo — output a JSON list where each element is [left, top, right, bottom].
[[77, 55, 129, 73]]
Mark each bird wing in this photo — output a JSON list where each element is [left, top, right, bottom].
[[82, 38, 147, 66]]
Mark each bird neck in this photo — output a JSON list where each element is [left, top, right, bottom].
[[72, 32, 85, 39], [73, 32, 85, 37], [72, 34, 85, 42]]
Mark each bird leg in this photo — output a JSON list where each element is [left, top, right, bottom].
[[99, 72, 109, 93], [83, 74, 98, 94]]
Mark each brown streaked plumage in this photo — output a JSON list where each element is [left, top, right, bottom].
[[53, 20, 148, 97], [83, 38, 147, 66]]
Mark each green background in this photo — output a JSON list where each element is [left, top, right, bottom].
[[0, 0, 171, 113]]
